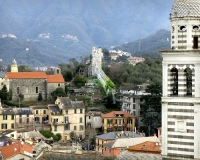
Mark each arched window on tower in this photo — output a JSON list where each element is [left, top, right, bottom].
[[171, 68, 178, 96], [185, 68, 192, 96]]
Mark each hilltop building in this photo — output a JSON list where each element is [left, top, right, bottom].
[[5, 59, 65, 101], [160, 0, 200, 159]]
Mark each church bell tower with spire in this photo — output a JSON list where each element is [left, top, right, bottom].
[[161, 0, 200, 159]]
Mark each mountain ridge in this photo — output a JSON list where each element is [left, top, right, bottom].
[[0, 0, 174, 58]]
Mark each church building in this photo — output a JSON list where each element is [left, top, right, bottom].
[[160, 0, 200, 159], [5, 59, 65, 101]]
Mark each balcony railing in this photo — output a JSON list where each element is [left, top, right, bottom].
[[53, 121, 70, 125]]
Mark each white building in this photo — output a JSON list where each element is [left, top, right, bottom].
[[86, 111, 102, 129], [160, 0, 200, 159], [115, 85, 149, 128]]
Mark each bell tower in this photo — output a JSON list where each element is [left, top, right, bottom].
[[11, 59, 18, 72], [161, 0, 200, 159]]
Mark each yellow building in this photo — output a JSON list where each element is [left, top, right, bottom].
[[48, 97, 85, 142], [0, 107, 34, 132], [30, 106, 51, 130]]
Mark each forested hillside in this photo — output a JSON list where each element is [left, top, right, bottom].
[[103, 57, 162, 87]]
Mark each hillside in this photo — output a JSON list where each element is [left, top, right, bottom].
[[0, 37, 71, 66], [0, 0, 174, 59], [0, 30, 171, 67], [114, 29, 171, 56]]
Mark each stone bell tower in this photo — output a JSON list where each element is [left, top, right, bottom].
[[160, 0, 200, 159]]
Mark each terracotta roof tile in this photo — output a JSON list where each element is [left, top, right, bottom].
[[6, 72, 47, 79], [47, 74, 65, 83], [0, 141, 33, 159], [127, 141, 161, 154], [101, 111, 135, 118]]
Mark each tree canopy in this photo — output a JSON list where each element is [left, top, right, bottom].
[[140, 82, 162, 136], [51, 87, 67, 99]]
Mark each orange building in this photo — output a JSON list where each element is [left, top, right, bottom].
[[101, 111, 135, 133]]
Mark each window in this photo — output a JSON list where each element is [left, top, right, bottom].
[[19, 115, 22, 123], [89, 116, 90, 119], [11, 115, 14, 120], [36, 110, 38, 114], [58, 84, 60, 86], [43, 110, 46, 114], [119, 119, 122, 126], [17, 87, 20, 94], [171, 68, 178, 96], [65, 117, 69, 123], [180, 26, 186, 31], [176, 120, 186, 132], [185, 68, 192, 96], [66, 110, 68, 114], [80, 117, 82, 123], [36, 87, 38, 93], [26, 114, 29, 123], [26, 87, 29, 93], [193, 25, 199, 31], [133, 98, 135, 103], [1, 124, 7, 129], [1, 83, 3, 85], [54, 126, 57, 131], [74, 126, 77, 130], [64, 125, 70, 130], [193, 36, 199, 49], [53, 119, 58, 124], [74, 109, 77, 114], [11, 123, 14, 129], [80, 109, 83, 113], [133, 104, 136, 109], [80, 125, 84, 131], [3, 115, 7, 120]]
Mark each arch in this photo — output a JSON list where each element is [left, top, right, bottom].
[[184, 68, 192, 96], [170, 68, 178, 96]]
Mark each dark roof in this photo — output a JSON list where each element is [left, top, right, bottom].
[[56, 97, 85, 109], [96, 131, 141, 140], [48, 104, 60, 113], [30, 106, 48, 110], [1, 108, 33, 115], [120, 85, 141, 91], [1, 130, 15, 136]]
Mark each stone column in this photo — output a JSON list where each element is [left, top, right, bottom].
[[161, 101, 168, 156], [162, 62, 168, 97], [194, 102, 200, 158]]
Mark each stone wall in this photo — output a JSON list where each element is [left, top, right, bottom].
[[9, 79, 47, 101], [47, 83, 65, 100]]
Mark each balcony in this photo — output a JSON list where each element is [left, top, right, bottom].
[[53, 121, 70, 125]]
